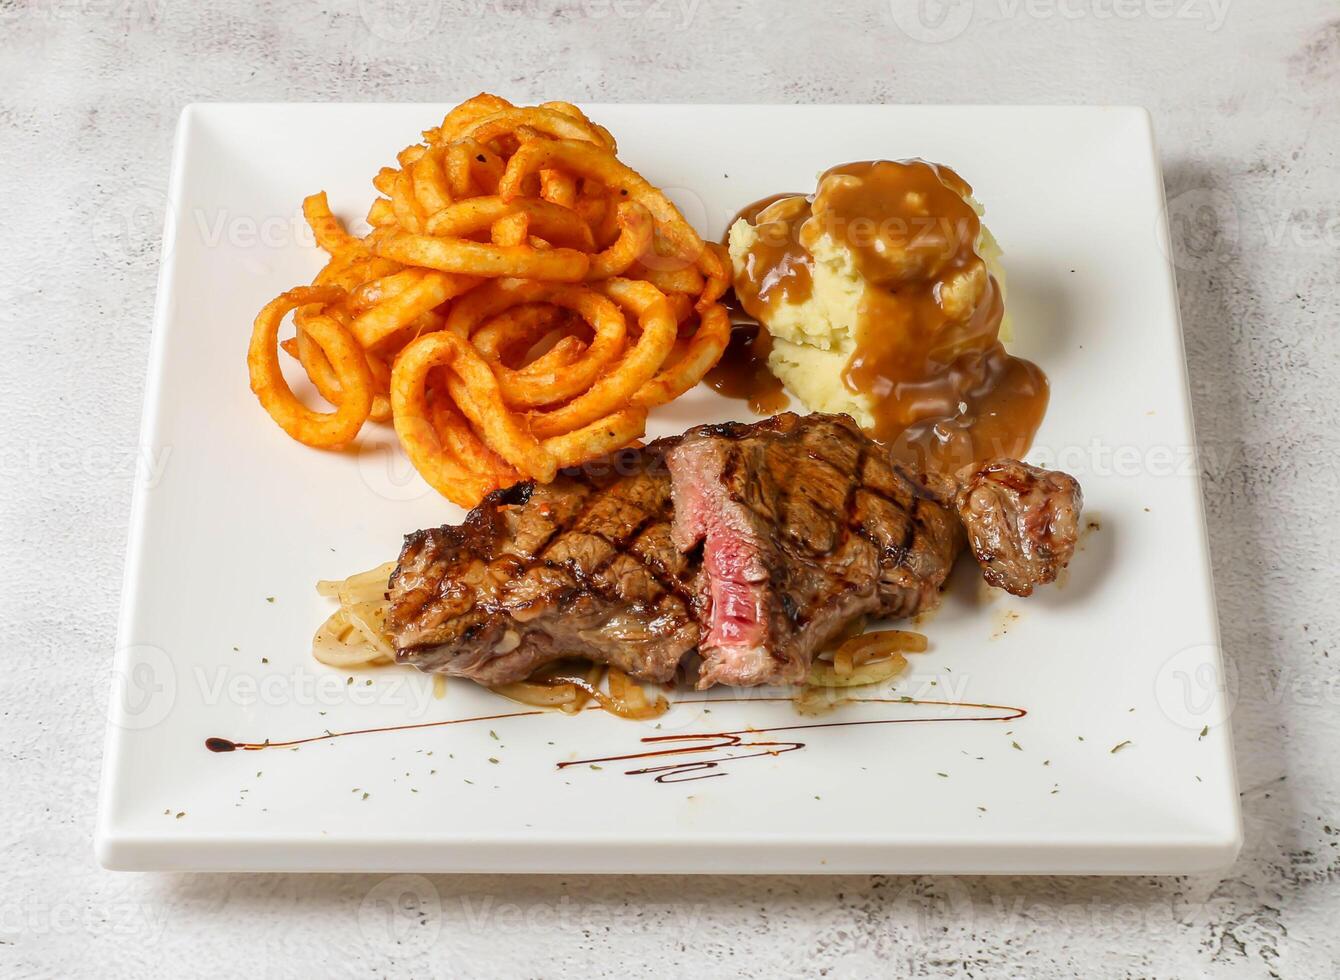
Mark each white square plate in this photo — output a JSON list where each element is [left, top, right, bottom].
[[97, 103, 1240, 873]]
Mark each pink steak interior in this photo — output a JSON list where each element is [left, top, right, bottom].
[[667, 440, 768, 656]]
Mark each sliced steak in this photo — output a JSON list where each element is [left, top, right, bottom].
[[387, 412, 1084, 689], [388, 445, 700, 685], [953, 459, 1083, 596], [666, 413, 964, 688]]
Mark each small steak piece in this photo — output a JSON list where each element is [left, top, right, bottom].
[[954, 459, 1083, 596], [667, 414, 964, 689], [388, 445, 700, 685]]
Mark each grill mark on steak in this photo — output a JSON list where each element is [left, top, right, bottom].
[[620, 517, 698, 607], [587, 509, 659, 576], [570, 502, 697, 610], [842, 439, 868, 526], [719, 441, 741, 488], [531, 484, 600, 562]]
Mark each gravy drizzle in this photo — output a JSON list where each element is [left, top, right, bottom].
[[206, 696, 1026, 785], [706, 192, 805, 415], [705, 319, 790, 415], [717, 160, 1050, 474]]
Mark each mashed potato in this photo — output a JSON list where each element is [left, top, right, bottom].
[[727, 189, 1011, 429]]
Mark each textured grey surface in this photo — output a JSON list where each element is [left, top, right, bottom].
[[1, 0, 1337, 976]]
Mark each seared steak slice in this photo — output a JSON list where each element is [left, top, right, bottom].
[[387, 412, 1084, 689], [666, 414, 964, 688], [954, 459, 1083, 596], [388, 446, 700, 685]]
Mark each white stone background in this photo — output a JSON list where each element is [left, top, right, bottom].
[[1, 0, 1336, 976]]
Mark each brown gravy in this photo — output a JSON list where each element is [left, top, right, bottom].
[[705, 319, 790, 415], [718, 160, 1049, 474], [705, 191, 806, 414]]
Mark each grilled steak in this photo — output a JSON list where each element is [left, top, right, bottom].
[[388, 445, 699, 685], [667, 414, 963, 688], [387, 412, 1083, 688], [954, 459, 1083, 597]]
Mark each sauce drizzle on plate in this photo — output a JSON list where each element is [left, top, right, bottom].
[[205, 696, 1025, 784]]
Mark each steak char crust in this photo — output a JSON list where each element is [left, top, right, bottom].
[[388, 444, 699, 685]]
